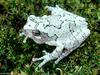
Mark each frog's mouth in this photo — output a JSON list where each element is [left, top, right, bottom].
[[22, 29, 41, 43], [23, 29, 41, 36]]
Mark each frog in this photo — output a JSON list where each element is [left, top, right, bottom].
[[20, 5, 90, 68]]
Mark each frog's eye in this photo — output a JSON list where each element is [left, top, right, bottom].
[[29, 24, 31, 27], [32, 30, 41, 36]]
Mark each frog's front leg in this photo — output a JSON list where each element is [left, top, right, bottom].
[[32, 41, 64, 68], [45, 41, 64, 59], [39, 41, 64, 68]]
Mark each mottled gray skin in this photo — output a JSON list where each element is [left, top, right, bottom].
[[20, 5, 90, 68]]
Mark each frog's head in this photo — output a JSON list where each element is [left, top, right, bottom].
[[23, 15, 40, 37], [24, 15, 36, 30], [21, 15, 41, 43]]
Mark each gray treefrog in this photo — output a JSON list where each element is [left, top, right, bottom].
[[20, 5, 90, 68]]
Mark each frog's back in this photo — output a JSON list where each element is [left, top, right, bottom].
[[37, 6, 90, 49], [56, 19, 90, 49]]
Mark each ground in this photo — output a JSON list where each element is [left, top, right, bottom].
[[0, 0, 100, 75]]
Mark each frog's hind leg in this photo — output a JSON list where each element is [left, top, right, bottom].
[[54, 49, 74, 64]]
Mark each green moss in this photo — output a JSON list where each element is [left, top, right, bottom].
[[0, 0, 100, 74]]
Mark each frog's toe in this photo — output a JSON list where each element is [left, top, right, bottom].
[[42, 50, 50, 55], [54, 59, 60, 64]]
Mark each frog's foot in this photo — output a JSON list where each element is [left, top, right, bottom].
[[38, 54, 52, 68], [31, 50, 50, 63], [31, 53, 53, 68], [31, 50, 53, 68]]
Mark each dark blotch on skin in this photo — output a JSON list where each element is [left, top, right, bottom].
[[32, 30, 41, 36]]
